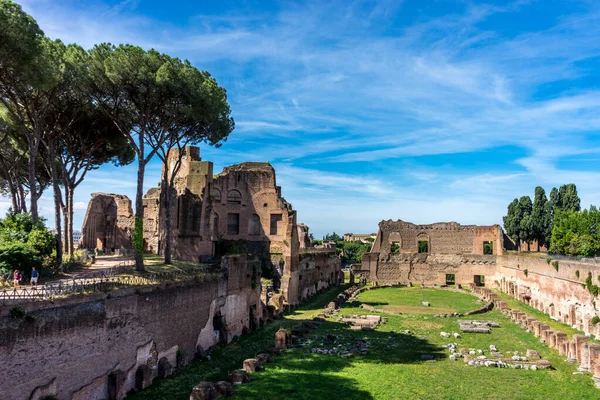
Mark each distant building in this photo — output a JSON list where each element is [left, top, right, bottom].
[[343, 233, 377, 242], [49, 229, 83, 244]]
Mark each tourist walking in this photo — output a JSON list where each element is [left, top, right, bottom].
[[30, 267, 39, 286], [13, 269, 20, 288]]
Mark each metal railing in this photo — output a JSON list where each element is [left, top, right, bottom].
[[0, 260, 221, 305]]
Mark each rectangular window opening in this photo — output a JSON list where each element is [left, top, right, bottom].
[[227, 213, 240, 235], [418, 240, 428, 253], [483, 241, 493, 255], [270, 214, 282, 235]]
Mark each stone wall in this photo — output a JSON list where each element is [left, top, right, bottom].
[[79, 193, 134, 253], [281, 250, 342, 306], [361, 218, 600, 336], [371, 220, 503, 256], [492, 255, 600, 336], [0, 256, 261, 400]]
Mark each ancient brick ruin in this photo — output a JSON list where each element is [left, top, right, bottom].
[[360, 218, 600, 338], [79, 193, 134, 252], [80, 146, 341, 306]]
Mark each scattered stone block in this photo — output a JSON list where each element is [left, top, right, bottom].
[[242, 358, 263, 373], [215, 381, 234, 397], [275, 328, 292, 349], [526, 350, 540, 360], [190, 382, 218, 400], [229, 370, 249, 385]]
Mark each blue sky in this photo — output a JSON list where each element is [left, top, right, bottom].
[[3, 0, 600, 238]]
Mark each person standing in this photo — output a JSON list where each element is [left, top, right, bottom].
[[30, 267, 39, 286], [13, 269, 20, 288]]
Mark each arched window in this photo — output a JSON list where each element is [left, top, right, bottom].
[[227, 190, 242, 205], [213, 188, 221, 203]]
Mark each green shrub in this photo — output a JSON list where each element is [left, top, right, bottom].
[[592, 316, 600, 325], [576, 270, 580, 279], [0, 243, 40, 273], [552, 260, 559, 271], [524, 269, 528, 277], [9, 306, 26, 320], [546, 257, 552, 264]]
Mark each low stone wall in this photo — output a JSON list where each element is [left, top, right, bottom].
[[0, 256, 262, 400], [492, 255, 600, 336], [282, 251, 342, 306], [362, 251, 600, 336]]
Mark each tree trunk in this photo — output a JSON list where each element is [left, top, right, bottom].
[[67, 187, 75, 257], [527, 242, 531, 252], [10, 187, 18, 211], [49, 142, 63, 264], [0, 162, 18, 211], [27, 141, 39, 223], [17, 183, 27, 213], [164, 182, 172, 264], [134, 152, 145, 271]]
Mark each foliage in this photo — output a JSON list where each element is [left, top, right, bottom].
[[8, 306, 26, 319], [552, 260, 559, 271], [592, 316, 600, 325], [323, 232, 342, 241], [483, 242, 493, 255], [546, 257, 552, 264], [0, 242, 40, 273], [524, 269, 528, 277], [0, 211, 54, 272], [503, 197, 532, 251], [549, 206, 600, 257], [418, 240, 428, 253], [585, 272, 599, 297], [531, 186, 550, 250], [576, 270, 580, 279], [390, 243, 400, 254]]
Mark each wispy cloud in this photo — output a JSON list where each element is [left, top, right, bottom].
[[4, 0, 600, 236]]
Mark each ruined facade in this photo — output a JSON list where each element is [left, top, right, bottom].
[[79, 193, 134, 252], [360, 218, 600, 337], [360, 219, 504, 285], [80, 147, 341, 306]]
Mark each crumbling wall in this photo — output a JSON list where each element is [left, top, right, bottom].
[[282, 250, 342, 306], [79, 193, 134, 253], [0, 256, 262, 400], [492, 255, 600, 336], [371, 219, 503, 256]]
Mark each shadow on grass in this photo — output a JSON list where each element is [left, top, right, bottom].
[[130, 285, 444, 400], [232, 319, 445, 399], [355, 301, 389, 306]]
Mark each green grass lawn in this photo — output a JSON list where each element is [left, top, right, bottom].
[[358, 287, 484, 315], [134, 286, 600, 399]]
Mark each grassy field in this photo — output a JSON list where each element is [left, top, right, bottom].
[[129, 285, 350, 400], [134, 286, 600, 399]]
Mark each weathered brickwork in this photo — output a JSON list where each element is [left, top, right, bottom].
[[360, 218, 600, 338], [370, 220, 503, 256], [80, 147, 342, 306], [79, 193, 134, 252], [0, 256, 262, 400]]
